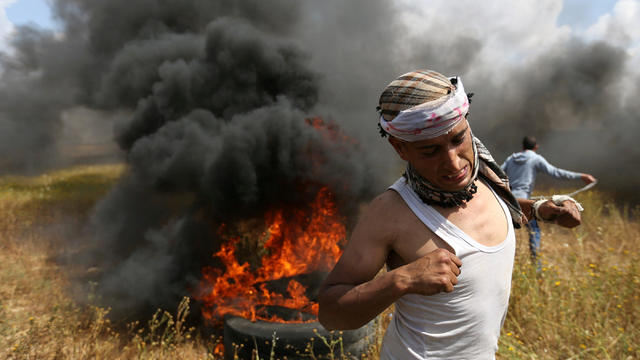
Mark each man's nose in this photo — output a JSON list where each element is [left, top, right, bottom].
[[442, 147, 462, 170]]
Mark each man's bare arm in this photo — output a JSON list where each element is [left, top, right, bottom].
[[318, 193, 461, 330]]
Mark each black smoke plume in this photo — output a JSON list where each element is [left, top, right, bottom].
[[2, 0, 638, 320], [2, 0, 382, 320], [83, 6, 379, 318]]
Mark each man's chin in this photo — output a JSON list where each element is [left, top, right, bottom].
[[438, 175, 473, 192]]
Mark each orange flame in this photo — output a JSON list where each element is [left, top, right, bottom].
[[213, 343, 224, 357], [196, 187, 345, 324], [305, 117, 359, 146]]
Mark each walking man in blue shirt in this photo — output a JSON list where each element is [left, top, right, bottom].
[[501, 136, 596, 263]]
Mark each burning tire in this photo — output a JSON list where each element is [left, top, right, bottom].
[[224, 316, 377, 359]]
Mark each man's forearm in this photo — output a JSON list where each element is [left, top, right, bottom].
[[318, 270, 407, 330], [516, 198, 582, 227], [517, 198, 534, 222]]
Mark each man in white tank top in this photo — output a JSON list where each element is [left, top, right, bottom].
[[318, 70, 583, 359]]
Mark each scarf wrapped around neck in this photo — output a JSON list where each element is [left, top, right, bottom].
[[404, 136, 526, 228]]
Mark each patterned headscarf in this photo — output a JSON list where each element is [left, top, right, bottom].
[[378, 70, 469, 141]]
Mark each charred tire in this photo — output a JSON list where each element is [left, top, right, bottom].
[[223, 317, 377, 360]]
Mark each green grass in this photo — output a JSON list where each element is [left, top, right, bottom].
[[0, 164, 638, 359]]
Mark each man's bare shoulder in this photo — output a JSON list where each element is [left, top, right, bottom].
[[354, 189, 410, 237], [363, 189, 407, 217], [331, 190, 408, 272], [359, 189, 444, 266]]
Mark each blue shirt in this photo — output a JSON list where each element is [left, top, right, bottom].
[[500, 150, 581, 199]]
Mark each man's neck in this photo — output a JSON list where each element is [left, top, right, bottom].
[[432, 179, 509, 247]]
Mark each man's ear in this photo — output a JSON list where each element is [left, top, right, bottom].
[[388, 136, 409, 161]]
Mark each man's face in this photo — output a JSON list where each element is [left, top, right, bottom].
[[389, 118, 474, 192]]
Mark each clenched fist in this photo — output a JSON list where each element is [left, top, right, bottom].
[[537, 199, 582, 228], [401, 248, 462, 295]]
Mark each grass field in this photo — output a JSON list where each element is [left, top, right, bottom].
[[0, 164, 638, 359]]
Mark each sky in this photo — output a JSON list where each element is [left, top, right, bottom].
[[557, 0, 619, 30], [4, 0, 56, 28], [0, 0, 633, 70], [0, 0, 623, 51], [1, 0, 55, 48]]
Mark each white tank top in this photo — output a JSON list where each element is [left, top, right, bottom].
[[380, 177, 515, 360]]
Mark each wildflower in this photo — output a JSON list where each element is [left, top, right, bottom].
[[589, 263, 596, 269], [508, 346, 515, 351], [555, 281, 560, 286], [580, 344, 586, 349], [506, 332, 512, 336]]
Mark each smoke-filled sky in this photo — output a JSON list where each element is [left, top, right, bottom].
[[1, 0, 638, 189], [1, 0, 639, 320], [0, 0, 622, 45]]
